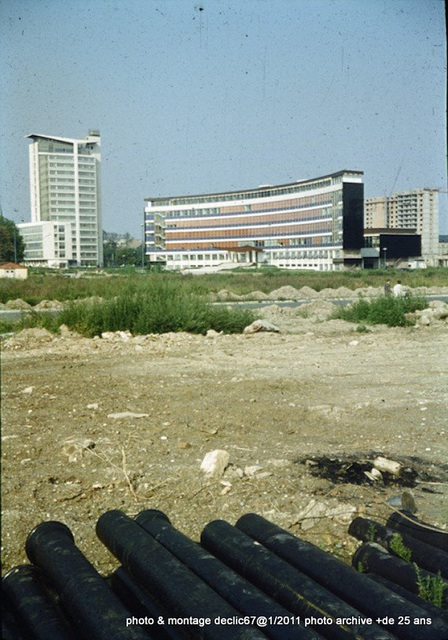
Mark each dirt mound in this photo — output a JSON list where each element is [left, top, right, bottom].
[[34, 300, 65, 310], [298, 286, 320, 298], [2, 327, 55, 350], [296, 299, 337, 319], [4, 299, 33, 310], [267, 286, 302, 300], [215, 289, 243, 301], [243, 290, 270, 301]]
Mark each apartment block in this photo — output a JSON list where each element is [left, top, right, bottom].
[[26, 131, 103, 267], [365, 189, 439, 265], [144, 170, 364, 271]]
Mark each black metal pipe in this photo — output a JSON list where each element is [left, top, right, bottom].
[[96, 509, 268, 640], [25, 520, 150, 640], [364, 574, 448, 624], [201, 518, 396, 640], [2, 565, 76, 640], [352, 542, 448, 609], [1, 597, 26, 640], [109, 568, 189, 640], [386, 512, 448, 552], [135, 509, 319, 640], [348, 517, 448, 578], [235, 513, 448, 640]]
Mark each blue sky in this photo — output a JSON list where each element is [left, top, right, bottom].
[[1, 0, 446, 236]]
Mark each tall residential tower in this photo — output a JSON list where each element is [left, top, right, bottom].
[[26, 131, 103, 267], [365, 189, 439, 265]]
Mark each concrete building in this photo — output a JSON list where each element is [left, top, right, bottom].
[[439, 235, 448, 268], [17, 221, 73, 268], [0, 262, 28, 279], [144, 170, 364, 271], [26, 131, 103, 267], [362, 228, 422, 269], [365, 189, 439, 266]]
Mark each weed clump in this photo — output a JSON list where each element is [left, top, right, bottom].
[[415, 565, 448, 609], [57, 280, 256, 337], [333, 294, 428, 327]]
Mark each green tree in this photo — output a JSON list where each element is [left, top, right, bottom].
[[115, 246, 143, 267], [0, 217, 25, 263], [103, 240, 118, 267]]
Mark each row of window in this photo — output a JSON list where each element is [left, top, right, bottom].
[[150, 178, 335, 207], [165, 253, 228, 262], [166, 224, 333, 241], [47, 185, 96, 192], [166, 213, 332, 232], [153, 196, 335, 222]]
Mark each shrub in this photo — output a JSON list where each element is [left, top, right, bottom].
[[58, 281, 256, 337], [415, 565, 448, 609], [389, 533, 412, 562], [333, 294, 428, 327]]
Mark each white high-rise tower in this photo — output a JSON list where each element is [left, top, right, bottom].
[[27, 131, 103, 267]]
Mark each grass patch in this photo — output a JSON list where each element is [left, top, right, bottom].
[[58, 281, 256, 337], [332, 294, 428, 327], [1, 267, 447, 305]]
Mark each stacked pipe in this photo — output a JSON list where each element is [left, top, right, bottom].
[[233, 513, 448, 640], [349, 513, 448, 611], [2, 509, 448, 640]]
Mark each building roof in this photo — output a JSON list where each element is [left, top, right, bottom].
[[26, 133, 79, 144], [26, 132, 100, 145], [145, 169, 364, 203], [0, 262, 27, 270]]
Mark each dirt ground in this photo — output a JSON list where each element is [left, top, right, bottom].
[[1, 296, 447, 578]]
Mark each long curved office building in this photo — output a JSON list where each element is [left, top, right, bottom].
[[144, 169, 364, 271]]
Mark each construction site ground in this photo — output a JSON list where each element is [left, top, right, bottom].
[[1, 293, 447, 577]]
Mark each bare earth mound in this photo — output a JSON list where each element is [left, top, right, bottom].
[[1, 314, 447, 576]]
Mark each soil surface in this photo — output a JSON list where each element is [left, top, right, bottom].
[[1, 296, 447, 577]]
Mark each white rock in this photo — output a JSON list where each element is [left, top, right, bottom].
[[325, 503, 357, 522], [205, 329, 222, 338], [200, 449, 230, 478], [373, 456, 402, 476], [244, 465, 263, 477], [107, 412, 149, 419], [255, 471, 273, 480], [87, 403, 99, 410], [101, 331, 116, 341], [243, 320, 280, 334], [22, 386, 34, 394], [364, 468, 383, 482], [297, 499, 326, 531], [62, 437, 95, 463]]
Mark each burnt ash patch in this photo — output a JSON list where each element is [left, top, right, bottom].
[[295, 454, 446, 488]]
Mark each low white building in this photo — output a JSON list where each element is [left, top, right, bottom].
[[0, 262, 28, 279], [18, 221, 73, 268]]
